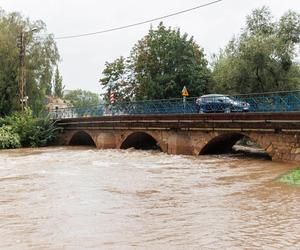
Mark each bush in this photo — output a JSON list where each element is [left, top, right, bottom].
[[1, 108, 58, 147], [3, 108, 35, 146], [0, 126, 21, 149], [27, 117, 58, 147]]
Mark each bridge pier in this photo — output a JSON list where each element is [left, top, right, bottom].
[[95, 132, 116, 149], [163, 130, 193, 155], [248, 132, 300, 162]]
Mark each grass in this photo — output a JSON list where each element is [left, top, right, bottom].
[[278, 167, 300, 186]]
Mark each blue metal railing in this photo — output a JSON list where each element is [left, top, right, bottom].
[[50, 90, 300, 119]]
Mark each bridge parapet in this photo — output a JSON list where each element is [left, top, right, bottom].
[[51, 90, 300, 119], [57, 112, 300, 133]]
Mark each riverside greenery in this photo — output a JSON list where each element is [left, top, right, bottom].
[[100, 7, 300, 104], [0, 108, 58, 149], [0, 8, 61, 116], [278, 168, 300, 186], [0, 126, 21, 149]]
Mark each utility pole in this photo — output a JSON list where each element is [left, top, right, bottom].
[[18, 30, 26, 111]]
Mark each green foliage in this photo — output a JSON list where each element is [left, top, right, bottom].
[[4, 108, 35, 145], [132, 23, 211, 99], [212, 7, 300, 94], [0, 126, 21, 149], [1, 108, 58, 147], [26, 116, 58, 147], [100, 56, 135, 103], [0, 8, 60, 115], [64, 89, 100, 108], [54, 67, 64, 98], [100, 22, 211, 101], [278, 168, 300, 186]]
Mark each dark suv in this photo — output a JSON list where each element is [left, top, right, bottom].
[[196, 94, 250, 113]]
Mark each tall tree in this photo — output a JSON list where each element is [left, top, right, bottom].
[[212, 7, 300, 94], [131, 23, 211, 100], [0, 8, 60, 115], [54, 67, 64, 98], [100, 23, 211, 101]]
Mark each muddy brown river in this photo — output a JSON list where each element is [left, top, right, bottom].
[[0, 147, 300, 249]]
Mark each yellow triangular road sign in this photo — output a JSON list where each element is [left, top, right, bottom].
[[182, 86, 189, 97]]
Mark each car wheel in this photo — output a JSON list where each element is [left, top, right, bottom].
[[224, 107, 231, 113]]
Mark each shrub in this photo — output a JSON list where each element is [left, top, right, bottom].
[[27, 117, 58, 147], [3, 108, 35, 146], [0, 126, 21, 149], [1, 108, 58, 147]]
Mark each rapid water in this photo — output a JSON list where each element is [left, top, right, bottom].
[[0, 147, 299, 249]]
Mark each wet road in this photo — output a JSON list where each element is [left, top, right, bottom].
[[0, 147, 300, 249]]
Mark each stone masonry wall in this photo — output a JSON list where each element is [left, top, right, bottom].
[[56, 129, 300, 163]]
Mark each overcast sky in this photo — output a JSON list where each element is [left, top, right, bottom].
[[0, 0, 299, 93]]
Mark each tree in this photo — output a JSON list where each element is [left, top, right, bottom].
[[0, 8, 60, 115], [212, 7, 300, 94], [100, 23, 211, 100], [64, 89, 100, 108], [54, 67, 64, 98], [131, 23, 211, 100], [100, 56, 135, 103]]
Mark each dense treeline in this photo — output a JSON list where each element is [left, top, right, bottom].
[[100, 7, 300, 101], [212, 7, 300, 94], [0, 8, 61, 148], [0, 8, 60, 115], [0, 8, 102, 149]]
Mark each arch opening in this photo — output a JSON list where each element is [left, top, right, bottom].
[[121, 132, 161, 151], [200, 133, 271, 160], [69, 131, 96, 146]]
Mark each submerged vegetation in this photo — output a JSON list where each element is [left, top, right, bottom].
[[278, 168, 300, 186], [0, 108, 58, 149]]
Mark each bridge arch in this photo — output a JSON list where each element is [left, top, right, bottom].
[[69, 131, 96, 146], [199, 132, 271, 159], [120, 132, 161, 151]]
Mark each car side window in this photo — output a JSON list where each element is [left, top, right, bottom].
[[225, 97, 234, 103]]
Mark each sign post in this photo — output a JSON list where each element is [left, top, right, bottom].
[[181, 86, 189, 113], [109, 92, 115, 116], [109, 92, 115, 104]]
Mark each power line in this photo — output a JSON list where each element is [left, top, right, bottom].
[[54, 0, 223, 40]]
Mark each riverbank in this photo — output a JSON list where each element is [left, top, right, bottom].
[[233, 145, 300, 185], [278, 168, 300, 185]]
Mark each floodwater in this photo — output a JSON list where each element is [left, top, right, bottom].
[[0, 147, 300, 249]]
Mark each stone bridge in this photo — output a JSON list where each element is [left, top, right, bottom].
[[55, 112, 300, 162]]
